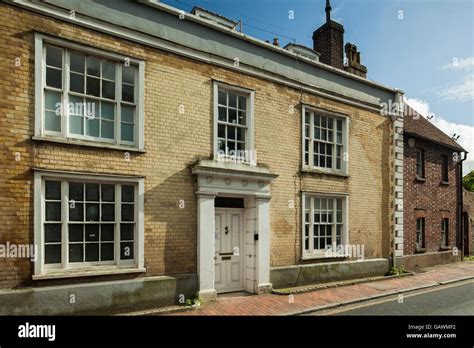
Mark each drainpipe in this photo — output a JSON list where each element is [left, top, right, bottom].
[[459, 151, 468, 259]]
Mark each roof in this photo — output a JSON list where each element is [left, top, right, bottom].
[[403, 105, 465, 152]]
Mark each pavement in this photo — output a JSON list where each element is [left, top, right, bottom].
[[160, 261, 474, 316]]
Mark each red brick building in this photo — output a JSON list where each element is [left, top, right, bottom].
[[402, 106, 466, 269]]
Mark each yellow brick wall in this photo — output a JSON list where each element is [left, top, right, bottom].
[[0, 4, 392, 288]]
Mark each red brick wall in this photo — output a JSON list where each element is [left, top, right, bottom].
[[313, 23, 344, 70], [403, 137, 461, 255]]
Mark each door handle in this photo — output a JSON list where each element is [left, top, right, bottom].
[[225, 226, 229, 235]]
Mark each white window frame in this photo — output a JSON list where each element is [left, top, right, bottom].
[[33, 169, 145, 279], [34, 33, 145, 150], [213, 81, 255, 165], [301, 105, 349, 175], [301, 192, 349, 259]]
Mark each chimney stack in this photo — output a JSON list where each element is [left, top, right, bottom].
[[312, 0, 345, 69], [344, 43, 367, 78]]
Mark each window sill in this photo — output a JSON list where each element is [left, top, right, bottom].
[[415, 247, 426, 254], [32, 267, 146, 280], [440, 181, 450, 186], [302, 253, 348, 260], [439, 246, 451, 251], [32, 136, 146, 153], [415, 176, 426, 182], [302, 168, 349, 178]]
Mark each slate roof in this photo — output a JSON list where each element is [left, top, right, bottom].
[[403, 105, 465, 152]]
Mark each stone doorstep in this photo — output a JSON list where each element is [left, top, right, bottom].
[[272, 272, 414, 295], [115, 304, 197, 316], [285, 276, 474, 316]]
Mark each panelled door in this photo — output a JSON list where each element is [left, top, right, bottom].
[[214, 208, 244, 293]]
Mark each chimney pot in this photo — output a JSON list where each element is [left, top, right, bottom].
[[273, 38, 279, 47]]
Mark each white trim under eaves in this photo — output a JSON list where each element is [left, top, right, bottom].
[[9, 0, 397, 113]]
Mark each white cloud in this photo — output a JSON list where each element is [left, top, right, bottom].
[[438, 74, 474, 102], [405, 97, 431, 116], [442, 57, 474, 70], [405, 98, 473, 175]]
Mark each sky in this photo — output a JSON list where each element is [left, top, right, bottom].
[[161, 0, 474, 173]]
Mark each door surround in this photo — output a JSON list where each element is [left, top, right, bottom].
[[192, 160, 278, 301]]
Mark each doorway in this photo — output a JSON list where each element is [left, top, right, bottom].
[[214, 208, 244, 293]]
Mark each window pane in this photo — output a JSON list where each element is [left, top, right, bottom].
[[45, 180, 61, 200], [228, 109, 237, 123], [46, 46, 63, 68], [121, 123, 134, 142], [69, 115, 83, 135], [101, 204, 115, 221], [69, 224, 83, 242], [44, 244, 61, 264], [101, 102, 115, 120], [86, 203, 99, 221], [101, 224, 114, 241], [101, 121, 114, 139], [69, 244, 83, 262], [218, 107, 226, 121], [238, 111, 246, 125], [228, 93, 237, 108], [69, 203, 83, 221], [122, 185, 134, 202], [86, 76, 100, 97], [45, 90, 61, 111], [218, 90, 227, 105], [85, 243, 99, 262], [121, 105, 134, 123], [45, 224, 61, 243], [228, 126, 235, 140], [85, 224, 99, 241], [122, 84, 134, 103], [69, 182, 84, 201], [120, 242, 134, 260], [121, 204, 134, 221], [238, 96, 246, 110], [102, 80, 115, 99], [237, 127, 245, 141], [86, 56, 100, 77], [45, 111, 61, 132], [122, 65, 135, 84], [46, 202, 61, 221], [102, 60, 115, 80], [85, 99, 97, 119], [218, 124, 225, 138], [86, 183, 100, 200], [46, 68, 63, 89], [101, 184, 114, 202], [101, 243, 114, 261], [70, 52, 85, 73], [70, 72, 84, 93], [86, 117, 99, 137], [120, 223, 134, 240]]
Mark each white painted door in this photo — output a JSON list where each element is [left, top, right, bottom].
[[214, 208, 244, 293]]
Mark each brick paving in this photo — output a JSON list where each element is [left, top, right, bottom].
[[166, 262, 474, 316]]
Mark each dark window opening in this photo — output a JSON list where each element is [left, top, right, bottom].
[[215, 197, 244, 208]]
